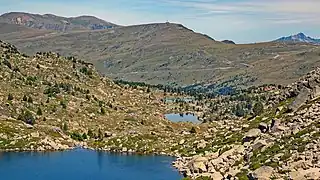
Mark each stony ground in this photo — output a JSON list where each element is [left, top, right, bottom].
[[173, 69, 320, 180]]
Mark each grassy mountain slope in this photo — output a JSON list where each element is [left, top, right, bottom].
[[1, 20, 320, 88]]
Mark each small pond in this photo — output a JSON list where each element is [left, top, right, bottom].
[[165, 113, 201, 124]]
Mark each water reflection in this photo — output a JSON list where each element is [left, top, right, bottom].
[[165, 113, 200, 124]]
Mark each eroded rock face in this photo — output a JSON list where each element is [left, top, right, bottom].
[[289, 87, 311, 112]]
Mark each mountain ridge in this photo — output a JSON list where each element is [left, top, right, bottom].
[[0, 12, 119, 32], [0, 12, 320, 90]]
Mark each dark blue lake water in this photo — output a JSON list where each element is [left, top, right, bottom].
[[0, 149, 182, 180], [165, 113, 200, 124]]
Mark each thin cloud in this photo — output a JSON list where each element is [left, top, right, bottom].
[[167, 0, 320, 24]]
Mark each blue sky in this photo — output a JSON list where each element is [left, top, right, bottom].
[[0, 0, 320, 43]]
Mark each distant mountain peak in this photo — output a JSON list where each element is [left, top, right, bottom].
[[297, 32, 305, 36], [275, 32, 320, 45], [295, 32, 307, 38]]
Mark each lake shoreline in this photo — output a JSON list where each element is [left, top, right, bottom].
[[0, 145, 179, 157]]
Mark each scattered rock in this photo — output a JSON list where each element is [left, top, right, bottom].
[[244, 129, 261, 142], [31, 132, 39, 138], [197, 140, 207, 149]]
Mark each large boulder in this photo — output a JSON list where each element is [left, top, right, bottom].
[[252, 139, 271, 151], [189, 156, 208, 173], [270, 119, 287, 133], [288, 87, 311, 112], [179, 139, 185, 145], [244, 129, 261, 142], [211, 171, 224, 180], [31, 131, 40, 138], [289, 171, 307, 180], [290, 168, 320, 180], [249, 166, 274, 180], [311, 85, 320, 99], [304, 168, 320, 180]]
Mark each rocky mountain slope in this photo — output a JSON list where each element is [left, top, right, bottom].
[[0, 40, 201, 154], [173, 67, 320, 179], [0, 12, 118, 32], [1, 21, 319, 89], [275, 33, 320, 45]]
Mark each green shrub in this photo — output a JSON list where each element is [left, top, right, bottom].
[[250, 161, 261, 170], [88, 129, 94, 138], [3, 59, 12, 69], [82, 133, 88, 140], [70, 132, 84, 141], [60, 101, 67, 109], [280, 152, 292, 161], [253, 102, 264, 116], [22, 95, 28, 101], [196, 176, 211, 180], [44, 86, 60, 97], [7, 93, 13, 101], [27, 96, 33, 103], [297, 146, 305, 153], [100, 107, 106, 115], [63, 123, 68, 132], [18, 110, 35, 125], [98, 128, 103, 140], [26, 76, 37, 82], [37, 107, 43, 116]]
